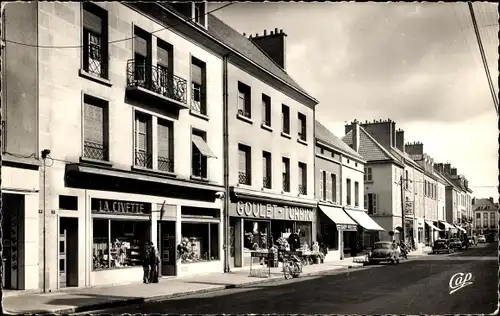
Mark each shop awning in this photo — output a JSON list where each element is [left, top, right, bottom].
[[319, 205, 357, 230], [192, 135, 217, 158], [425, 220, 443, 231], [439, 221, 455, 230], [344, 208, 384, 231], [454, 225, 467, 233]]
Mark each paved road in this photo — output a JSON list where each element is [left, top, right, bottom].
[[84, 243, 498, 314]]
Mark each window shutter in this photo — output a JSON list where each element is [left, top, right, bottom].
[[135, 116, 148, 152], [84, 102, 103, 144], [157, 121, 170, 158], [319, 170, 324, 200], [191, 63, 203, 85], [325, 173, 332, 201], [238, 150, 246, 173], [373, 194, 377, 213], [83, 9, 102, 35], [364, 194, 368, 210], [157, 46, 170, 68], [331, 174, 337, 202], [135, 35, 148, 57]]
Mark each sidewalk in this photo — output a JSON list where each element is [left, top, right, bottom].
[[4, 257, 365, 314]]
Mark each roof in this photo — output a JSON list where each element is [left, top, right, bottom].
[[315, 121, 364, 161], [473, 198, 498, 211], [206, 14, 316, 103], [390, 147, 425, 173], [342, 126, 403, 165]]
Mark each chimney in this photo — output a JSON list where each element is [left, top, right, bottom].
[[395, 128, 405, 152], [359, 119, 395, 150], [351, 120, 360, 153], [451, 168, 457, 176], [489, 197, 494, 204], [444, 163, 451, 174], [250, 28, 288, 70]]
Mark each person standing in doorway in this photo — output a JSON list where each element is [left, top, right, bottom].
[[142, 241, 152, 283], [149, 241, 160, 283]]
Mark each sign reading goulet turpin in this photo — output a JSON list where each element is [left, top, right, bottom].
[[231, 201, 314, 222], [91, 198, 151, 215]]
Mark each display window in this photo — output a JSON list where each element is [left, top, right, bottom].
[[178, 223, 219, 263], [243, 220, 270, 252]]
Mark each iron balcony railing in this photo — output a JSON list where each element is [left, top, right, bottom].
[[191, 88, 206, 115], [192, 166, 208, 179], [158, 156, 174, 173], [298, 184, 307, 195], [135, 150, 152, 169], [263, 176, 271, 189], [239, 172, 251, 185], [282, 179, 290, 192], [237, 109, 251, 118], [86, 42, 108, 78], [126, 59, 187, 104], [83, 141, 108, 161]]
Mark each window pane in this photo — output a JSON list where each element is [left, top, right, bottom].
[[110, 220, 149, 268], [92, 219, 109, 270], [84, 102, 104, 144], [238, 150, 246, 172], [180, 223, 219, 262], [157, 121, 171, 158], [243, 220, 270, 251]]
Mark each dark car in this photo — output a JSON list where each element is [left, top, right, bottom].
[[448, 238, 463, 249], [368, 241, 400, 264], [432, 239, 453, 254]]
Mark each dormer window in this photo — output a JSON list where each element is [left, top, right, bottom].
[[194, 3, 206, 27]]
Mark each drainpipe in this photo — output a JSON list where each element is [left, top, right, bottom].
[[339, 153, 343, 259], [222, 53, 230, 273]]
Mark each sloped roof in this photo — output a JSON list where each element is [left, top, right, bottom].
[[315, 121, 364, 161], [207, 14, 315, 102], [473, 198, 498, 211], [342, 127, 402, 164]]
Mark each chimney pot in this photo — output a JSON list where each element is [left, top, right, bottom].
[[264, 29, 267, 36], [243, 32, 246, 36], [280, 29, 283, 33], [256, 33, 259, 37], [275, 27, 278, 33], [249, 34, 253, 38], [270, 31, 274, 35]]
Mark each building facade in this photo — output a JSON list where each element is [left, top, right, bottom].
[[224, 28, 319, 268], [314, 120, 380, 261], [472, 198, 498, 242]]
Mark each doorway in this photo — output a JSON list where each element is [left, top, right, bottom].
[[59, 217, 78, 288], [2, 194, 24, 290], [157, 221, 176, 277], [229, 218, 236, 269]]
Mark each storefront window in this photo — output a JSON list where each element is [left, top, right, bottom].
[[296, 222, 312, 248], [92, 219, 149, 271], [179, 223, 219, 263], [243, 220, 270, 252], [271, 220, 294, 246]]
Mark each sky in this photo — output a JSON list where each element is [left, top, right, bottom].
[[210, 2, 499, 200]]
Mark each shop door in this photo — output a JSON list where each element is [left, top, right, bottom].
[[59, 217, 78, 288], [158, 221, 176, 277], [229, 220, 235, 268], [59, 227, 67, 288]]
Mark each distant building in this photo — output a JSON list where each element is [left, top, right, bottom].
[[472, 198, 498, 241]]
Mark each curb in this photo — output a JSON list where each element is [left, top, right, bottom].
[[13, 265, 361, 314]]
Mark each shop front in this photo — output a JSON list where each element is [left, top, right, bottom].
[[344, 208, 384, 255], [438, 220, 456, 239], [317, 204, 357, 261], [425, 220, 442, 245], [228, 197, 317, 268]]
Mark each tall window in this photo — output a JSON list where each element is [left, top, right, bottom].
[[282, 157, 290, 192], [483, 213, 489, 228], [191, 129, 209, 178], [297, 113, 307, 141], [134, 112, 152, 168], [424, 180, 427, 196], [298, 162, 307, 195], [262, 151, 272, 189], [346, 178, 352, 206], [366, 193, 377, 214], [83, 95, 109, 161], [261, 94, 271, 127], [237, 82, 251, 118], [157, 119, 174, 173], [490, 212, 495, 228], [238, 144, 251, 185], [364, 167, 373, 181], [157, 40, 174, 98], [133, 27, 151, 87], [82, 3, 108, 79], [320, 170, 327, 200], [191, 57, 206, 115], [331, 173, 337, 203], [354, 181, 359, 207], [281, 104, 290, 134]]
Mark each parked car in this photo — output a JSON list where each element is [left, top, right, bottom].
[[368, 241, 400, 264], [448, 238, 463, 249], [432, 239, 453, 254], [477, 235, 486, 243]]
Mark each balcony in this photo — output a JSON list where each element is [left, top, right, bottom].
[[298, 184, 307, 195], [263, 176, 271, 189], [158, 156, 174, 173], [239, 172, 251, 185], [135, 151, 152, 169], [126, 59, 188, 110], [83, 141, 108, 161]]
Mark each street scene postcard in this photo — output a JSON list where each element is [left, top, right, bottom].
[[0, 1, 498, 315]]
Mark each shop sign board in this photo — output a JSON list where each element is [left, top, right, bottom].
[[231, 201, 315, 222], [91, 198, 152, 215], [336, 224, 357, 231], [405, 201, 414, 216]]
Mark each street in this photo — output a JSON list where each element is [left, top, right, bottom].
[[84, 243, 498, 314]]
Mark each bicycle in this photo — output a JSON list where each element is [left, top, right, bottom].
[[282, 252, 303, 279]]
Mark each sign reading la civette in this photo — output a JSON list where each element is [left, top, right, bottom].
[[91, 198, 152, 215], [230, 200, 315, 222]]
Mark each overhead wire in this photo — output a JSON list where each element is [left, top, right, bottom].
[[2, 2, 234, 49]]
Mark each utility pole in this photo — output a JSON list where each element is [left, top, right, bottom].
[[468, 2, 499, 115], [0, 1, 5, 311], [400, 175, 406, 242]]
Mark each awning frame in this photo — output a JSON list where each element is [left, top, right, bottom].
[[344, 208, 384, 231], [318, 205, 357, 231], [192, 135, 217, 158], [439, 221, 455, 230], [425, 220, 443, 232]]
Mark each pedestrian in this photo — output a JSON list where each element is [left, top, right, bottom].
[[142, 241, 152, 284], [149, 242, 160, 283]]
